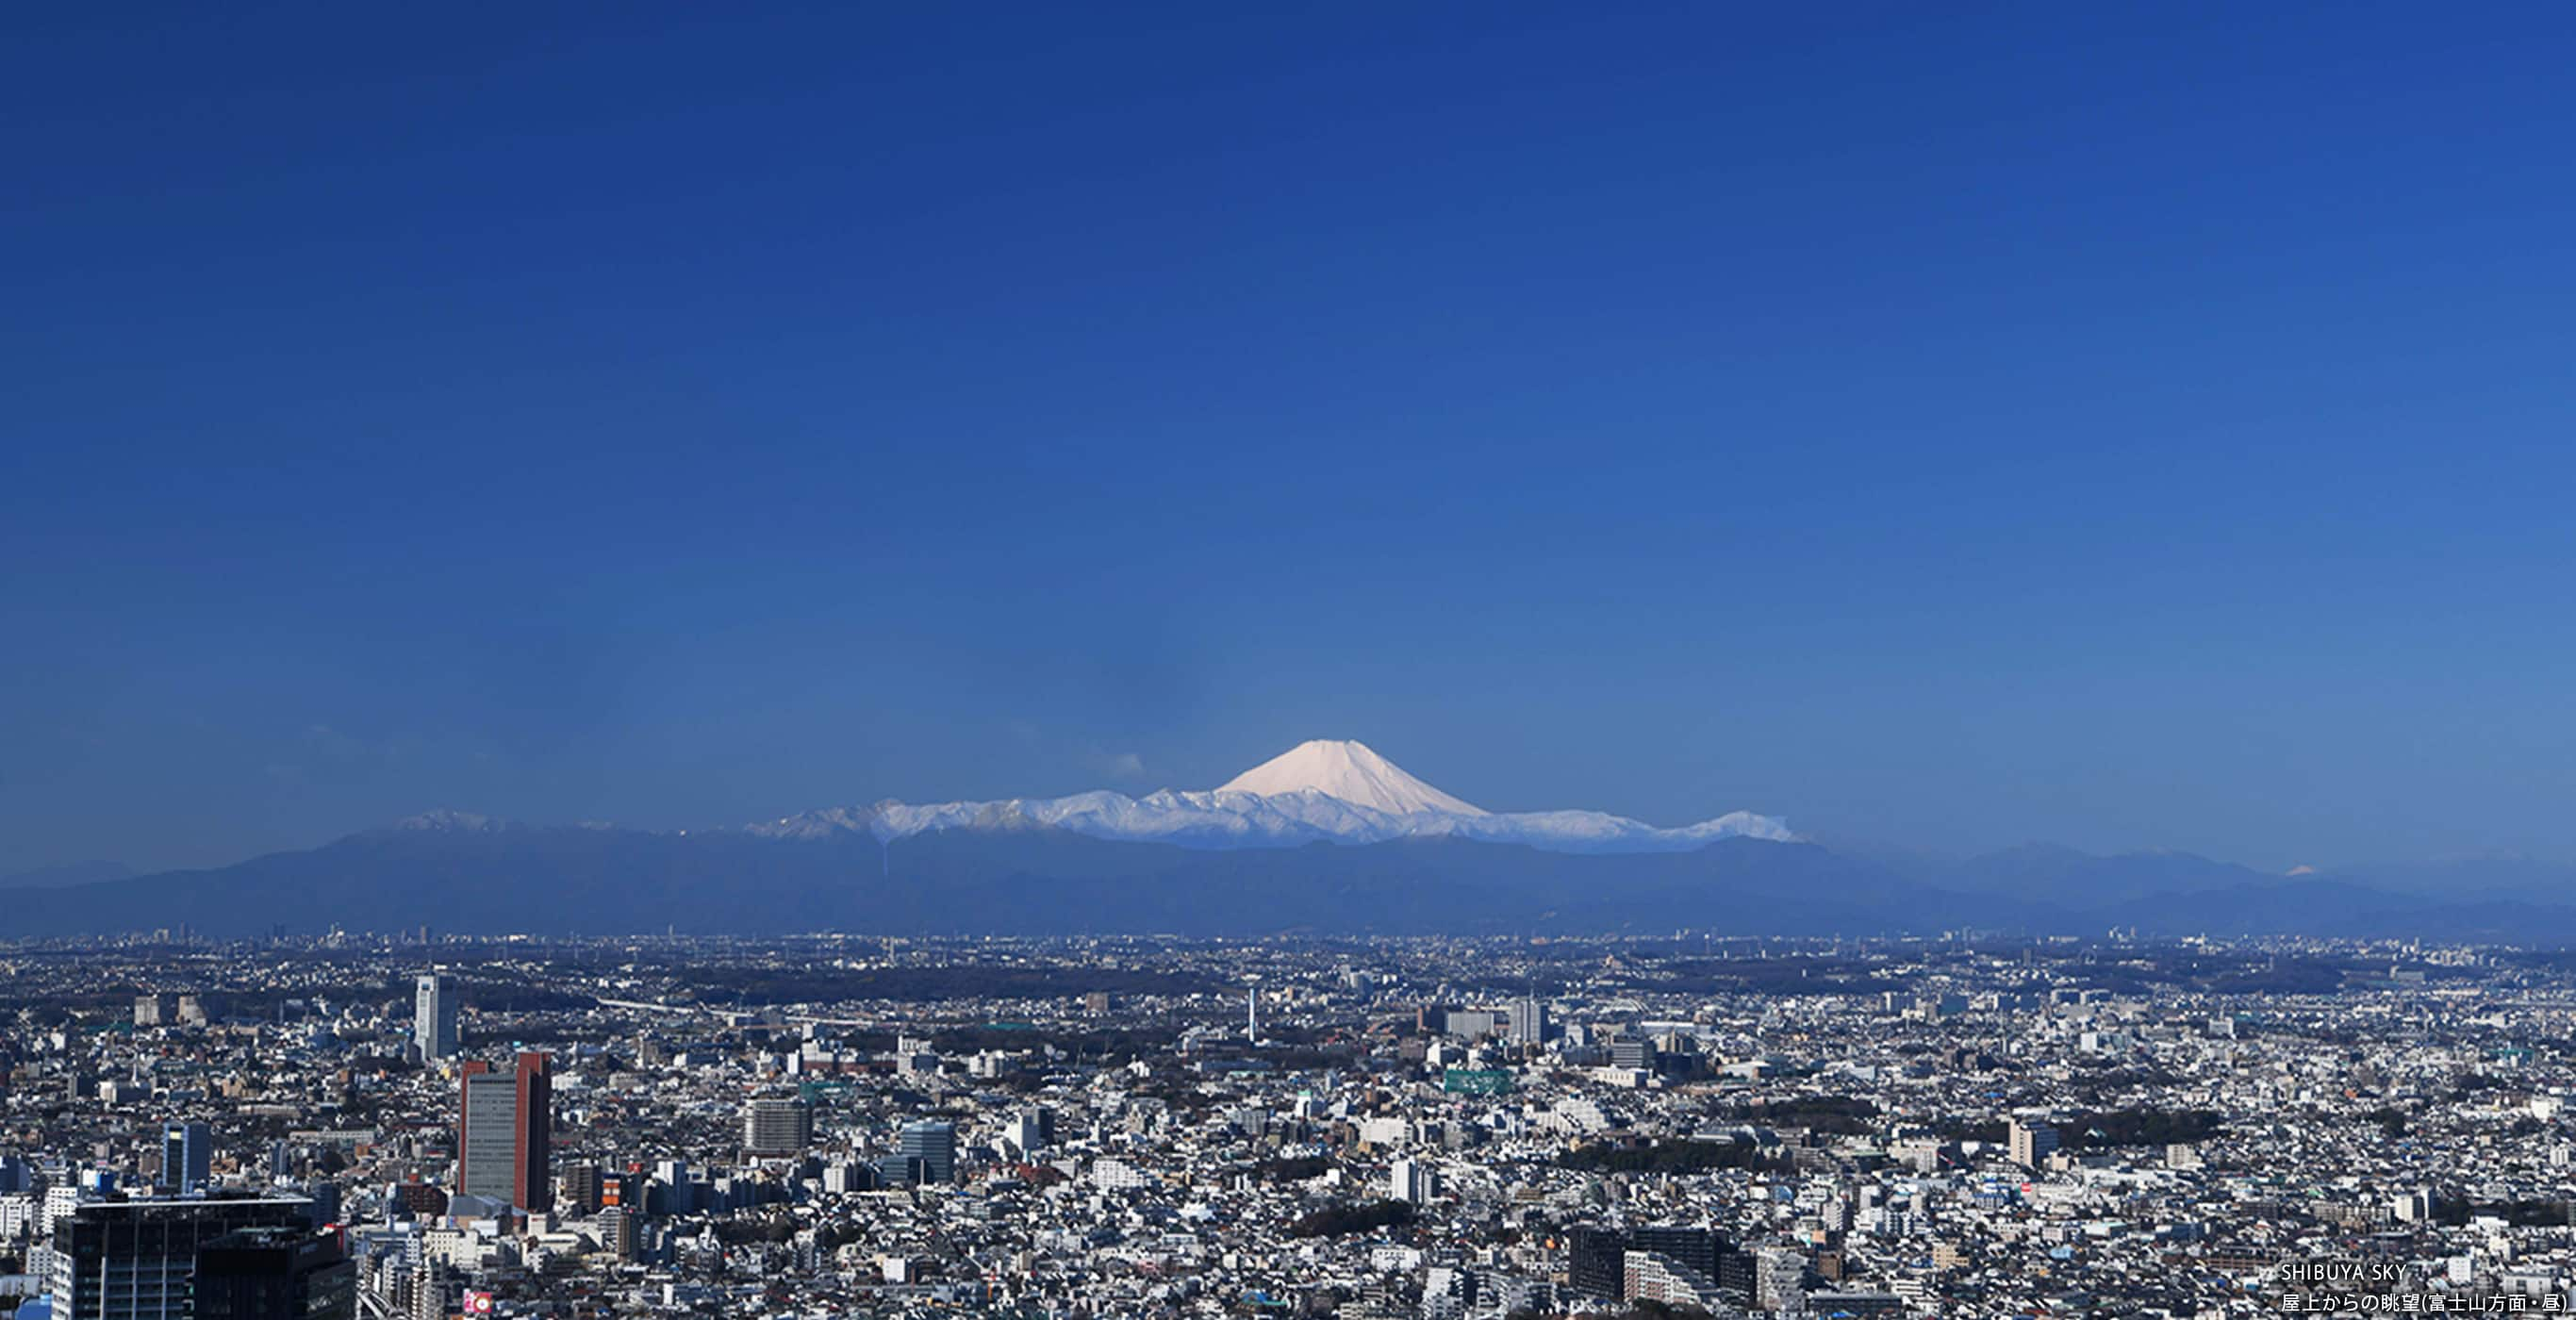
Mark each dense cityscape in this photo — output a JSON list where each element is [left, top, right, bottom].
[[5, 932, 2575, 1316]]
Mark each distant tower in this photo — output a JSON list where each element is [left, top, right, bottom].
[[1247, 984, 1260, 1042], [414, 973, 458, 1061]]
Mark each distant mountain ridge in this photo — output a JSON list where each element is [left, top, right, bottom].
[[12, 739, 2576, 940], [0, 859, 135, 890], [1938, 842, 2276, 907]]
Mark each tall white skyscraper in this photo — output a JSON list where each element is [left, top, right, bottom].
[[415, 973, 458, 1061], [1389, 1157, 1440, 1203]]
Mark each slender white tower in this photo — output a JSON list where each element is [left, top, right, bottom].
[[1247, 983, 1260, 1042]]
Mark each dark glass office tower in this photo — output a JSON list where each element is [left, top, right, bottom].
[[191, 1226, 355, 1320]]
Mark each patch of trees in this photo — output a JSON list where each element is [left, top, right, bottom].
[[1651, 957, 1906, 998], [1720, 1097, 1879, 1135], [2435, 1198, 2572, 1229], [1937, 1118, 2008, 1144], [1287, 1199, 1413, 1238], [1261, 1047, 1362, 1073], [1255, 1155, 1331, 1181], [2450, 1072, 2502, 1100], [927, 1025, 1174, 1061], [1558, 1138, 1790, 1175], [1930, 1111, 2216, 1149], [2070, 1064, 2185, 1102], [2061, 1108, 2221, 1149], [670, 965, 1212, 1005], [2204, 960, 2351, 996], [711, 1213, 801, 1246], [460, 982, 596, 1014]]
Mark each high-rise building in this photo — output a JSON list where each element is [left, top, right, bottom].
[[1422, 1265, 1477, 1320], [414, 974, 458, 1062], [1507, 997, 1548, 1045], [47, 1196, 312, 1320], [407, 1258, 458, 1320], [1755, 1246, 1808, 1311], [1625, 1250, 1723, 1307], [1568, 1226, 1726, 1300], [1006, 1107, 1056, 1157], [1569, 1228, 1628, 1299], [457, 1052, 551, 1212], [159, 1122, 210, 1194], [558, 1163, 601, 1216], [1632, 1227, 1723, 1281], [1389, 1158, 1440, 1204], [2007, 1117, 2059, 1168], [1717, 1247, 1757, 1301], [388, 1181, 448, 1220], [133, 995, 174, 1028], [742, 1098, 815, 1156], [898, 1120, 955, 1185], [594, 1205, 639, 1260], [192, 1226, 356, 1320], [297, 1181, 339, 1228]]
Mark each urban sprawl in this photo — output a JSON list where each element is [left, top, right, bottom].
[[1, 932, 2571, 1317]]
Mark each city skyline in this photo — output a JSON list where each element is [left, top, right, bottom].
[[7, 929, 2567, 1316]]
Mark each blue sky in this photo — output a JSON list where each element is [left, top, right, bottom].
[[8, 4, 2576, 873]]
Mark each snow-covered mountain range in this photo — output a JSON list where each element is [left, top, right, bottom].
[[749, 738, 1792, 853]]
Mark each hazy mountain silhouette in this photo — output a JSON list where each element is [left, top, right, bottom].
[[0, 860, 134, 889], [11, 815, 2576, 940]]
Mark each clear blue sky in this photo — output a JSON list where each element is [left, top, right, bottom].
[[8, 4, 2575, 874]]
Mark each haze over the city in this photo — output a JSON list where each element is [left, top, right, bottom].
[[11, 5, 2576, 876]]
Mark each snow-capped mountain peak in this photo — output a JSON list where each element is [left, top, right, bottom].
[[747, 737, 1792, 854], [1215, 739, 1485, 817], [389, 809, 504, 833]]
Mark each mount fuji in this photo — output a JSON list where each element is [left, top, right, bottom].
[[1216, 739, 1486, 816], [748, 738, 1794, 853]]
